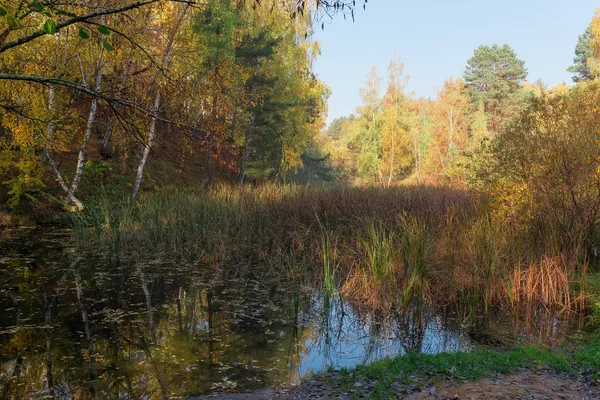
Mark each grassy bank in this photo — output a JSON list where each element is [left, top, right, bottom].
[[328, 335, 600, 399], [72, 184, 595, 312]]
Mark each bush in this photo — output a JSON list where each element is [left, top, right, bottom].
[[476, 81, 600, 258]]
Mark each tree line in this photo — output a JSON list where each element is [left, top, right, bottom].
[[323, 9, 600, 187], [0, 0, 368, 210], [1, 3, 600, 213]]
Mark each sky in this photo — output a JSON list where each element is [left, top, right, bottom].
[[312, 0, 599, 125]]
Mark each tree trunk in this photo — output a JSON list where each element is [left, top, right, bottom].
[[41, 286, 55, 397], [68, 53, 105, 203], [239, 111, 254, 186], [131, 5, 188, 199], [132, 88, 161, 199], [387, 128, 395, 187], [43, 85, 85, 210]]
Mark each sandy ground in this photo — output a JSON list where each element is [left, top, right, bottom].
[[406, 370, 600, 399], [190, 370, 600, 399]]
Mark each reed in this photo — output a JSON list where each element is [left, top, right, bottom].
[[317, 216, 338, 296], [398, 214, 430, 310], [71, 183, 595, 313]]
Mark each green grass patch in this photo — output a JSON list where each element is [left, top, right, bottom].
[[332, 335, 600, 399]]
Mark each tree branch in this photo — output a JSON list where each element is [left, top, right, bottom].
[[0, 0, 160, 54]]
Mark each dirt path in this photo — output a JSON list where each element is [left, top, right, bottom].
[[406, 370, 600, 399], [191, 370, 600, 399]]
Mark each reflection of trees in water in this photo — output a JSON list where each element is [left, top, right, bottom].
[[73, 262, 99, 399], [303, 296, 454, 370], [0, 230, 586, 398], [1, 290, 22, 399]]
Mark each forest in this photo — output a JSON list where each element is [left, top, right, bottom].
[[1, 1, 600, 399]]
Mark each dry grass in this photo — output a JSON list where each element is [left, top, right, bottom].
[[72, 184, 593, 312]]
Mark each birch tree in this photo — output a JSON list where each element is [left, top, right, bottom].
[[380, 53, 412, 186]]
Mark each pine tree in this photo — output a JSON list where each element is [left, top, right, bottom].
[[463, 44, 527, 133], [567, 26, 594, 82]]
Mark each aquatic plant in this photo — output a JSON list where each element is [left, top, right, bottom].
[[71, 184, 594, 313]]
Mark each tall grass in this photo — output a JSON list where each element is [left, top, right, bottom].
[[317, 216, 337, 296], [72, 184, 595, 313], [399, 214, 430, 310]]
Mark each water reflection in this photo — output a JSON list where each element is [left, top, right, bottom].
[[0, 228, 582, 399]]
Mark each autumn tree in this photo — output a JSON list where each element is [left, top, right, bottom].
[[476, 81, 600, 252], [588, 8, 600, 78], [429, 77, 470, 182], [0, 0, 348, 208], [408, 98, 432, 183], [380, 53, 412, 186], [469, 100, 488, 145], [355, 67, 383, 183]]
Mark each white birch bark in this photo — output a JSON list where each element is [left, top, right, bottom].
[[43, 84, 85, 209], [131, 5, 188, 199], [68, 53, 104, 201]]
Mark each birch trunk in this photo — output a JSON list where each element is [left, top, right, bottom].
[[131, 5, 188, 199], [387, 129, 395, 187], [68, 53, 104, 200], [44, 85, 85, 209], [41, 286, 55, 397], [132, 88, 161, 199], [73, 265, 99, 399]]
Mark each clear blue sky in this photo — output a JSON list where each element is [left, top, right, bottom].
[[313, 0, 598, 124]]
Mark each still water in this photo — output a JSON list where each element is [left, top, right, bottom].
[[0, 227, 580, 398]]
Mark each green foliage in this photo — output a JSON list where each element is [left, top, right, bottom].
[[97, 25, 111, 35], [463, 44, 527, 132], [288, 146, 336, 184], [470, 101, 488, 144], [7, 15, 20, 29], [43, 19, 57, 35], [359, 222, 396, 283], [476, 81, 600, 252], [326, 116, 348, 140], [193, 0, 239, 67], [567, 26, 595, 82], [102, 39, 114, 51], [0, 125, 44, 208]]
